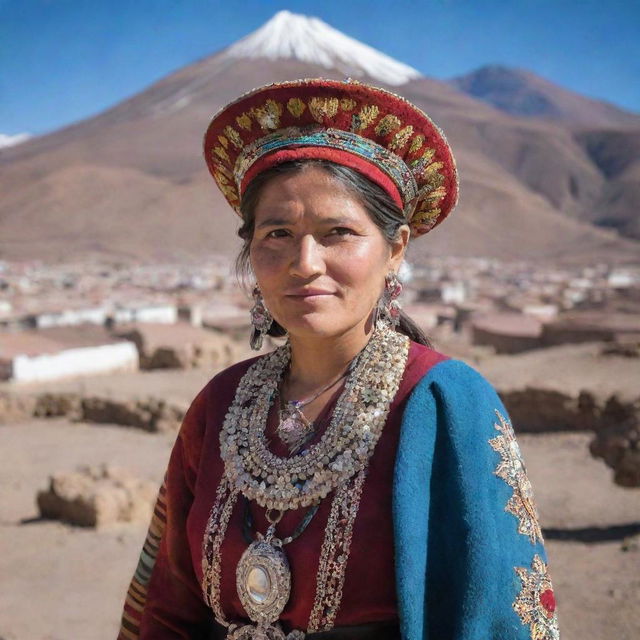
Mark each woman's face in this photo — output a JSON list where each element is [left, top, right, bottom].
[[249, 166, 408, 342]]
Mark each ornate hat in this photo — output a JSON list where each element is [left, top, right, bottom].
[[203, 78, 458, 237]]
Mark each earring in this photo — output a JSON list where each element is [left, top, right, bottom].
[[376, 272, 403, 329], [249, 285, 273, 351]]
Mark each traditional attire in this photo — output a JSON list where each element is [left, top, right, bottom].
[[118, 77, 559, 640], [118, 342, 559, 639]]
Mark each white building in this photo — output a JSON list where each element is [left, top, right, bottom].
[[522, 303, 559, 322], [112, 304, 178, 325], [441, 281, 468, 305], [0, 328, 139, 383], [34, 306, 108, 329], [608, 269, 638, 288]]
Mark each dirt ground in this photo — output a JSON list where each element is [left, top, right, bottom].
[[1, 346, 639, 639]]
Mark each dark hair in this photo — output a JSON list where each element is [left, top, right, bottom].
[[236, 159, 431, 347]]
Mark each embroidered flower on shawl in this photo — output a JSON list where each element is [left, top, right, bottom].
[[489, 409, 543, 544], [513, 554, 560, 639]]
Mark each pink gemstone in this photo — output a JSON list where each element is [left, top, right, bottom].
[[279, 417, 299, 434]]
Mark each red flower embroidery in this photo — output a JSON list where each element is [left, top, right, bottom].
[[513, 555, 560, 639], [540, 589, 556, 616]]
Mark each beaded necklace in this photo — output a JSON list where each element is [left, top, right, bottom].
[[218, 326, 409, 510]]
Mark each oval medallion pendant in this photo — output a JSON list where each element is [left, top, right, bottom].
[[236, 540, 292, 625]]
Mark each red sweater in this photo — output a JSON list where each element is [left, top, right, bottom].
[[119, 341, 447, 639]]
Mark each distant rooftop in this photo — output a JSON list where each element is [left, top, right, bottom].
[[471, 312, 543, 337], [0, 326, 126, 359]]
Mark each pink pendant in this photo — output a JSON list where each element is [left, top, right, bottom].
[[277, 407, 314, 453]]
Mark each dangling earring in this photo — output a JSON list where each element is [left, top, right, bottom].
[[376, 272, 403, 329], [249, 285, 273, 351]]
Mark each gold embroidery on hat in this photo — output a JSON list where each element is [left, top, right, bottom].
[[411, 207, 441, 233], [214, 171, 230, 185], [219, 183, 238, 201], [413, 207, 440, 223], [375, 114, 402, 136], [421, 186, 447, 202], [427, 168, 446, 191], [287, 98, 306, 118], [216, 163, 234, 181], [223, 126, 244, 150], [409, 135, 425, 154], [352, 104, 379, 131], [389, 125, 414, 150], [425, 172, 445, 190], [236, 113, 252, 131], [309, 97, 339, 122], [212, 146, 230, 163], [340, 98, 357, 112], [421, 148, 436, 162], [252, 99, 283, 131], [410, 151, 431, 171], [424, 161, 444, 174], [415, 160, 445, 181], [206, 81, 458, 231]]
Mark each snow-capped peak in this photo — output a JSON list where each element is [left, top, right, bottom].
[[0, 132, 31, 149], [223, 10, 422, 87]]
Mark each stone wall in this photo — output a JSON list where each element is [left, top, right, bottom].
[[0, 391, 185, 432], [37, 464, 157, 527], [471, 326, 543, 354]]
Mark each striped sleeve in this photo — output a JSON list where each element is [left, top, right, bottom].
[[117, 384, 213, 639], [118, 480, 168, 639]]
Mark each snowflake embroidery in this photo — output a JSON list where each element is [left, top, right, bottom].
[[489, 409, 543, 544], [513, 554, 560, 640]]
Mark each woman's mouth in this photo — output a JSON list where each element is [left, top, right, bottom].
[[285, 288, 334, 299]]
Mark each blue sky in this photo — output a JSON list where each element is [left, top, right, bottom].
[[1, 0, 639, 136]]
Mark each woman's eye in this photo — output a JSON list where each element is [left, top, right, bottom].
[[329, 227, 355, 236], [265, 229, 290, 239]]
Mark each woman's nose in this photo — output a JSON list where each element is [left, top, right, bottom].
[[289, 234, 324, 279]]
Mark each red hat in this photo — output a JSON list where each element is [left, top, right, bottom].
[[203, 78, 458, 237]]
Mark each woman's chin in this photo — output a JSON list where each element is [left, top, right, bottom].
[[277, 312, 371, 342], [277, 312, 346, 340]]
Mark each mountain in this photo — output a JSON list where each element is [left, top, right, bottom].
[[222, 10, 421, 86], [450, 65, 640, 240], [451, 65, 640, 129], [0, 133, 31, 149], [574, 128, 640, 238], [1, 11, 638, 264]]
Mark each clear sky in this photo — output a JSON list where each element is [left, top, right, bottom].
[[1, 0, 638, 136]]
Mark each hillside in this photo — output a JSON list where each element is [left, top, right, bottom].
[[1, 11, 638, 263]]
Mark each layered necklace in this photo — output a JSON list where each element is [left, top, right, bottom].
[[201, 325, 409, 639]]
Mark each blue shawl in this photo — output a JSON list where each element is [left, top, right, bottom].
[[393, 359, 560, 640]]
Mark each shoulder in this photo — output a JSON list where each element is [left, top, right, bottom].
[[397, 341, 448, 399], [401, 356, 506, 442], [412, 356, 499, 403]]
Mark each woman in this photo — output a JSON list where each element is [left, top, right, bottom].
[[118, 79, 560, 640]]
